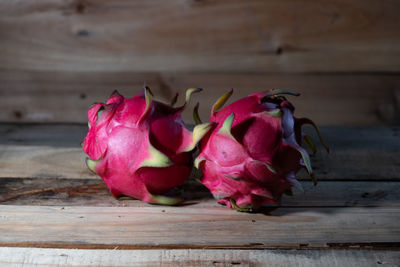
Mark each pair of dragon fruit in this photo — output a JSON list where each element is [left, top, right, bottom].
[[82, 86, 328, 211]]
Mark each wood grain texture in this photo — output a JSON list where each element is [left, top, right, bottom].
[[0, 205, 399, 249], [1, 247, 399, 267], [1, 178, 399, 208], [0, 0, 399, 73], [0, 145, 93, 179], [1, 70, 400, 124], [1, 124, 399, 180]]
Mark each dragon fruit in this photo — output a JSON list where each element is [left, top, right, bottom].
[[82, 86, 213, 205], [195, 89, 328, 212]]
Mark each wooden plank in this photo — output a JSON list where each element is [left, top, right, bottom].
[[1, 178, 399, 208], [161, 74, 400, 126], [297, 125, 400, 181], [0, 0, 399, 73], [0, 145, 94, 179], [0, 205, 399, 249], [1, 124, 399, 180], [1, 70, 400, 125], [0, 247, 399, 267]]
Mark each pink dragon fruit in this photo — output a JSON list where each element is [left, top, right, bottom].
[[82, 86, 213, 205], [195, 89, 328, 212]]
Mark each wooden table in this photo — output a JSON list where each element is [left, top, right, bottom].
[[0, 123, 399, 266]]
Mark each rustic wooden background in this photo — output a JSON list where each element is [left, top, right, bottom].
[[1, 1, 400, 265], [0, 0, 399, 125]]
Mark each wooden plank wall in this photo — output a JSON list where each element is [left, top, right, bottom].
[[0, 0, 399, 125], [1, 2, 400, 264]]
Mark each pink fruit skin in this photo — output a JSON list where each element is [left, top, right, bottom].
[[82, 88, 212, 205], [196, 90, 327, 211]]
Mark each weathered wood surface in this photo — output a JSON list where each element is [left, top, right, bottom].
[[1, 124, 399, 180], [0, 204, 398, 249], [0, 178, 399, 208], [0, 123, 399, 263], [0, 0, 399, 73], [1, 247, 399, 267], [1, 70, 400, 124], [1, 0, 399, 262]]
